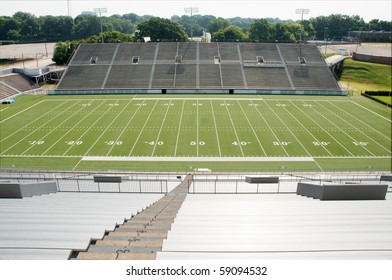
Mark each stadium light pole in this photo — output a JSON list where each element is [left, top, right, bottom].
[[295, 8, 310, 59], [184, 7, 199, 42], [94, 8, 107, 43], [67, 0, 71, 17]]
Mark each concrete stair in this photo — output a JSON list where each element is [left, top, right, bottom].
[[73, 175, 192, 260]]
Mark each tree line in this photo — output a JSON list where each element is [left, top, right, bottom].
[[1, 11, 391, 43]]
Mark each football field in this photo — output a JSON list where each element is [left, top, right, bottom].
[[0, 94, 391, 172]]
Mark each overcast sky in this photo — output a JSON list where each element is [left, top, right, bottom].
[[0, 0, 391, 21]]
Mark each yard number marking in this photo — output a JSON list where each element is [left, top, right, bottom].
[[190, 141, 206, 146], [66, 141, 83, 145], [105, 141, 123, 145], [145, 141, 164, 146], [353, 142, 368, 146], [273, 141, 291, 146], [28, 140, 45, 145], [313, 141, 330, 146], [232, 141, 250, 146]]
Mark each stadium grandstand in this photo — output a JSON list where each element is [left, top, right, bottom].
[[54, 42, 342, 95], [1, 41, 391, 265], [0, 73, 40, 101]]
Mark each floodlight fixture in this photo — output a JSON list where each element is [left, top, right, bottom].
[[296, 9, 310, 19], [94, 7, 107, 43], [184, 7, 199, 41], [184, 7, 199, 15]]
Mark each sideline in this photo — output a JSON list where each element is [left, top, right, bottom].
[[81, 156, 316, 162]]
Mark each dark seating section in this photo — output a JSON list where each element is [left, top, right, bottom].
[[59, 65, 109, 89], [1, 73, 40, 99], [56, 42, 340, 91]]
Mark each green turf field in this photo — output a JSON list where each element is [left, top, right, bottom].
[[0, 94, 391, 172]]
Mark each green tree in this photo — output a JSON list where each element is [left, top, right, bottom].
[[212, 26, 247, 42], [85, 31, 133, 43], [13, 12, 39, 40], [368, 19, 391, 31], [268, 23, 295, 43], [74, 15, 101, 39], [207, 18, 229, 34], [0, 17, 20, 40], [137, 17, 188, 41], [52, 40, 79, 65], [249, 19, 269, 42]]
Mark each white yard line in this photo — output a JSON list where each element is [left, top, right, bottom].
[[174, 100, 185, 157], [0, 100, 45, 123], [42, 100, 107, 155], [284, 101, 333, 156], [328, 101, 391, 141], [1, 101, 83, 155], [2, 154, 389, 161], [71, 99, 132, 170], [224, 100, 244, 157], [20, 101, 88, 156], [261, 99, 325, 171], [196, 100, 199, 157], [236, 100, 267, 157], [82, 156, 316, 162], [1, 100, 68, 142], [133, 97, 264, 101], [210, 100, 222, 157], [290, 100, 354, 156], [351, 99, 392, 122], [317, 101, 385, 155], [151, 100, 172, 156], [105, 99, 141, 156], [252, 100, 289, 156], [128, 100, 159, 156], [74, 99, 131, 157], [67, 101, 121, 157]]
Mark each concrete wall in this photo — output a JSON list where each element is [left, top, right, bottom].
[[0, 181, 57, 198], [297, 182, 388, 200], [353, 52, 391, 65]]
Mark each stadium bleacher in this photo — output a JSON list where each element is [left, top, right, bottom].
[[56, 42, 342, 94], [0, 73, 40, 100]]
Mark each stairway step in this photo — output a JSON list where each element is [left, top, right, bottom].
[[76, 252, 117, 260], [117, 253, 155, 260], [88, 245, 161, 254], [103, 235, 164, 242]]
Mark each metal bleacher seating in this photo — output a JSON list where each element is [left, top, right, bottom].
[[1, 73, 40, 99], [56, 42, 341, 93]]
